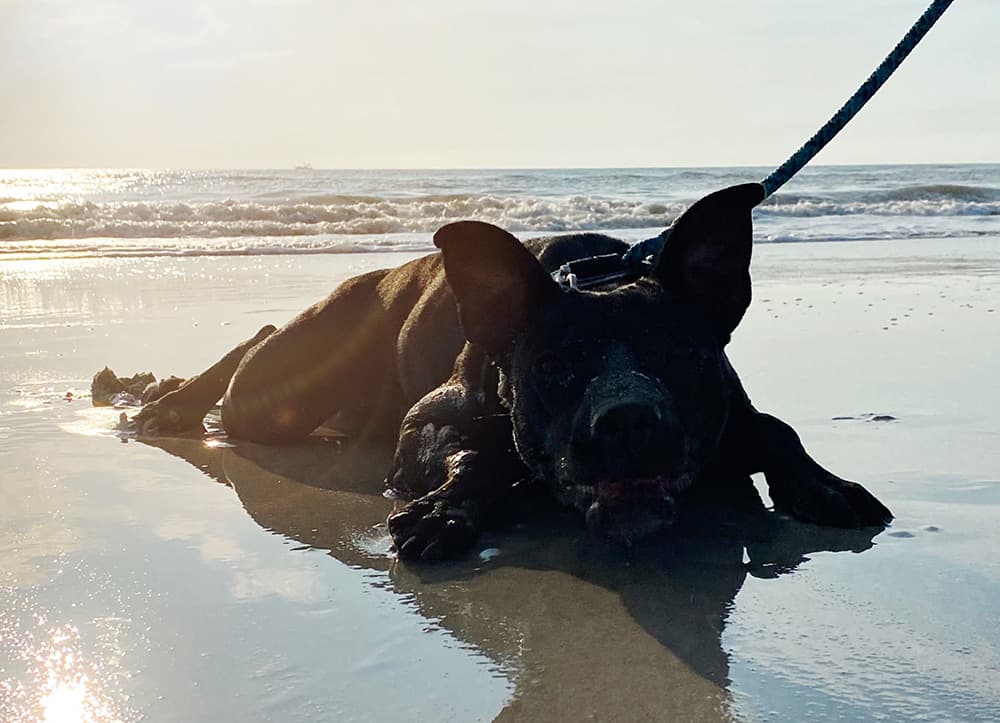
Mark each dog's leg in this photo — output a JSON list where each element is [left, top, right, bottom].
[[221, 268, 403, 444], [387, 442, 527, 561], [385, 355, 530, 560], [133, 324, 276, 435], [722, 408, 892, 528]]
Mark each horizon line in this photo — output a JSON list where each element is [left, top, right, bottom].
[[1, 160, 998, 173]]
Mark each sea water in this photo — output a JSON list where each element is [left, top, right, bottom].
[[2, 164, 999, 259]]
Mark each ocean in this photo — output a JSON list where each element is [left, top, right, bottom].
[[2, 164, 999, 260]]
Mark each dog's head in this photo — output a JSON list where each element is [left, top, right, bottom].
[[435, 184, 764, 542]]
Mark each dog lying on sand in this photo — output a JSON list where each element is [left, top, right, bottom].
[[98, 184, 891, 560]]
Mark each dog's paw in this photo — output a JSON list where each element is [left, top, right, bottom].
[[387, 496, 479, 561], [769, 465, 892, 529], [386, 421, 465, 499], [132, 393, 206, 435]]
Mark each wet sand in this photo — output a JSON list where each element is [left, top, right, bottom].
[[2, 239, 999, 721]]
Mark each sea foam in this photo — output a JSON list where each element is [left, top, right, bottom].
[[2, 167, 998, 258]]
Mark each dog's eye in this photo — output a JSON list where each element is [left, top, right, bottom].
[[536, 355, 574, 386], [672, 345, 702, 361]]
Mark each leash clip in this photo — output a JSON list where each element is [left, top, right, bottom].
[[552, 263, 580, 291]]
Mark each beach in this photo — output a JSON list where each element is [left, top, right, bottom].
[[3, 0, 997, 713], [2, 232, 999, 721]]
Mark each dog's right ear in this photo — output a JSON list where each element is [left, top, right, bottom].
[[434, 221, 558, 355]]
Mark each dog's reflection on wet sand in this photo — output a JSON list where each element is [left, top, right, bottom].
[[140, 432, 882, 721]]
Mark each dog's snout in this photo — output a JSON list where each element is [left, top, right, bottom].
[[575, 372, 685, 480], [590, 401, 663, 450]]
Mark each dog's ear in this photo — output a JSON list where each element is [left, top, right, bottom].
[[434, 221, 558, 354], [652, 183, 765, 342]]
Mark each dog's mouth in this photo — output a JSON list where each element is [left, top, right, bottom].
[[593, 474, 693, 502], [568, 473, 694, 542]]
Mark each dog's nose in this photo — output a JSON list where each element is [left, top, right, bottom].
[[590, 401, 663, 451]]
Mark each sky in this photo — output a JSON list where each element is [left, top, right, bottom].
[[0, 0, 996, 169]]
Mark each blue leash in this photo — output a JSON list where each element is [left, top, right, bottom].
[[617, 0, 957, 273], [761, 0, 955, 197]]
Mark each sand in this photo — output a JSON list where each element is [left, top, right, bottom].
[[1, 238, 999, 722]]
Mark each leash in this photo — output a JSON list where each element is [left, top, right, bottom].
[[556, 0, 957, 290], [760, 0, 956, 198]]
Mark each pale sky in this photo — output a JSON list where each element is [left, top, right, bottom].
[[1, 0, 996, 169]]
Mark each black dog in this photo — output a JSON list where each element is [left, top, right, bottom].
[[118, 183, 891, 560]]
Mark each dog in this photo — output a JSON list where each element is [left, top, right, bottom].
[[123, 183, 892, 560]]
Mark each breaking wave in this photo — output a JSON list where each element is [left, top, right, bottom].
[[1, 184, 997, 244], [758, 185, 1000, 218], [3, 166, 999, 259], [0, 195, 687, 242]]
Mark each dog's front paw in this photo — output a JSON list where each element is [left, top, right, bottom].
[[387, 496, 479, 561], [386, 421, 464, 499], [132, 392, 206, 435], [769, 464, 892, 528]]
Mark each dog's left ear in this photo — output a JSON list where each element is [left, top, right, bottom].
[[652, 183, 765, 342], [434, 221, 559, 355]]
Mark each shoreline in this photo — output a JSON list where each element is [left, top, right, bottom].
[[5, 230, 1000, 266]]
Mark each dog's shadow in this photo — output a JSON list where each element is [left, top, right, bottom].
[[140, 433, 882, 720]]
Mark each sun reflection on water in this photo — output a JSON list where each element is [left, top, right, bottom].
[[36, 627, 112, 723], [1, 618, 130, 723]]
